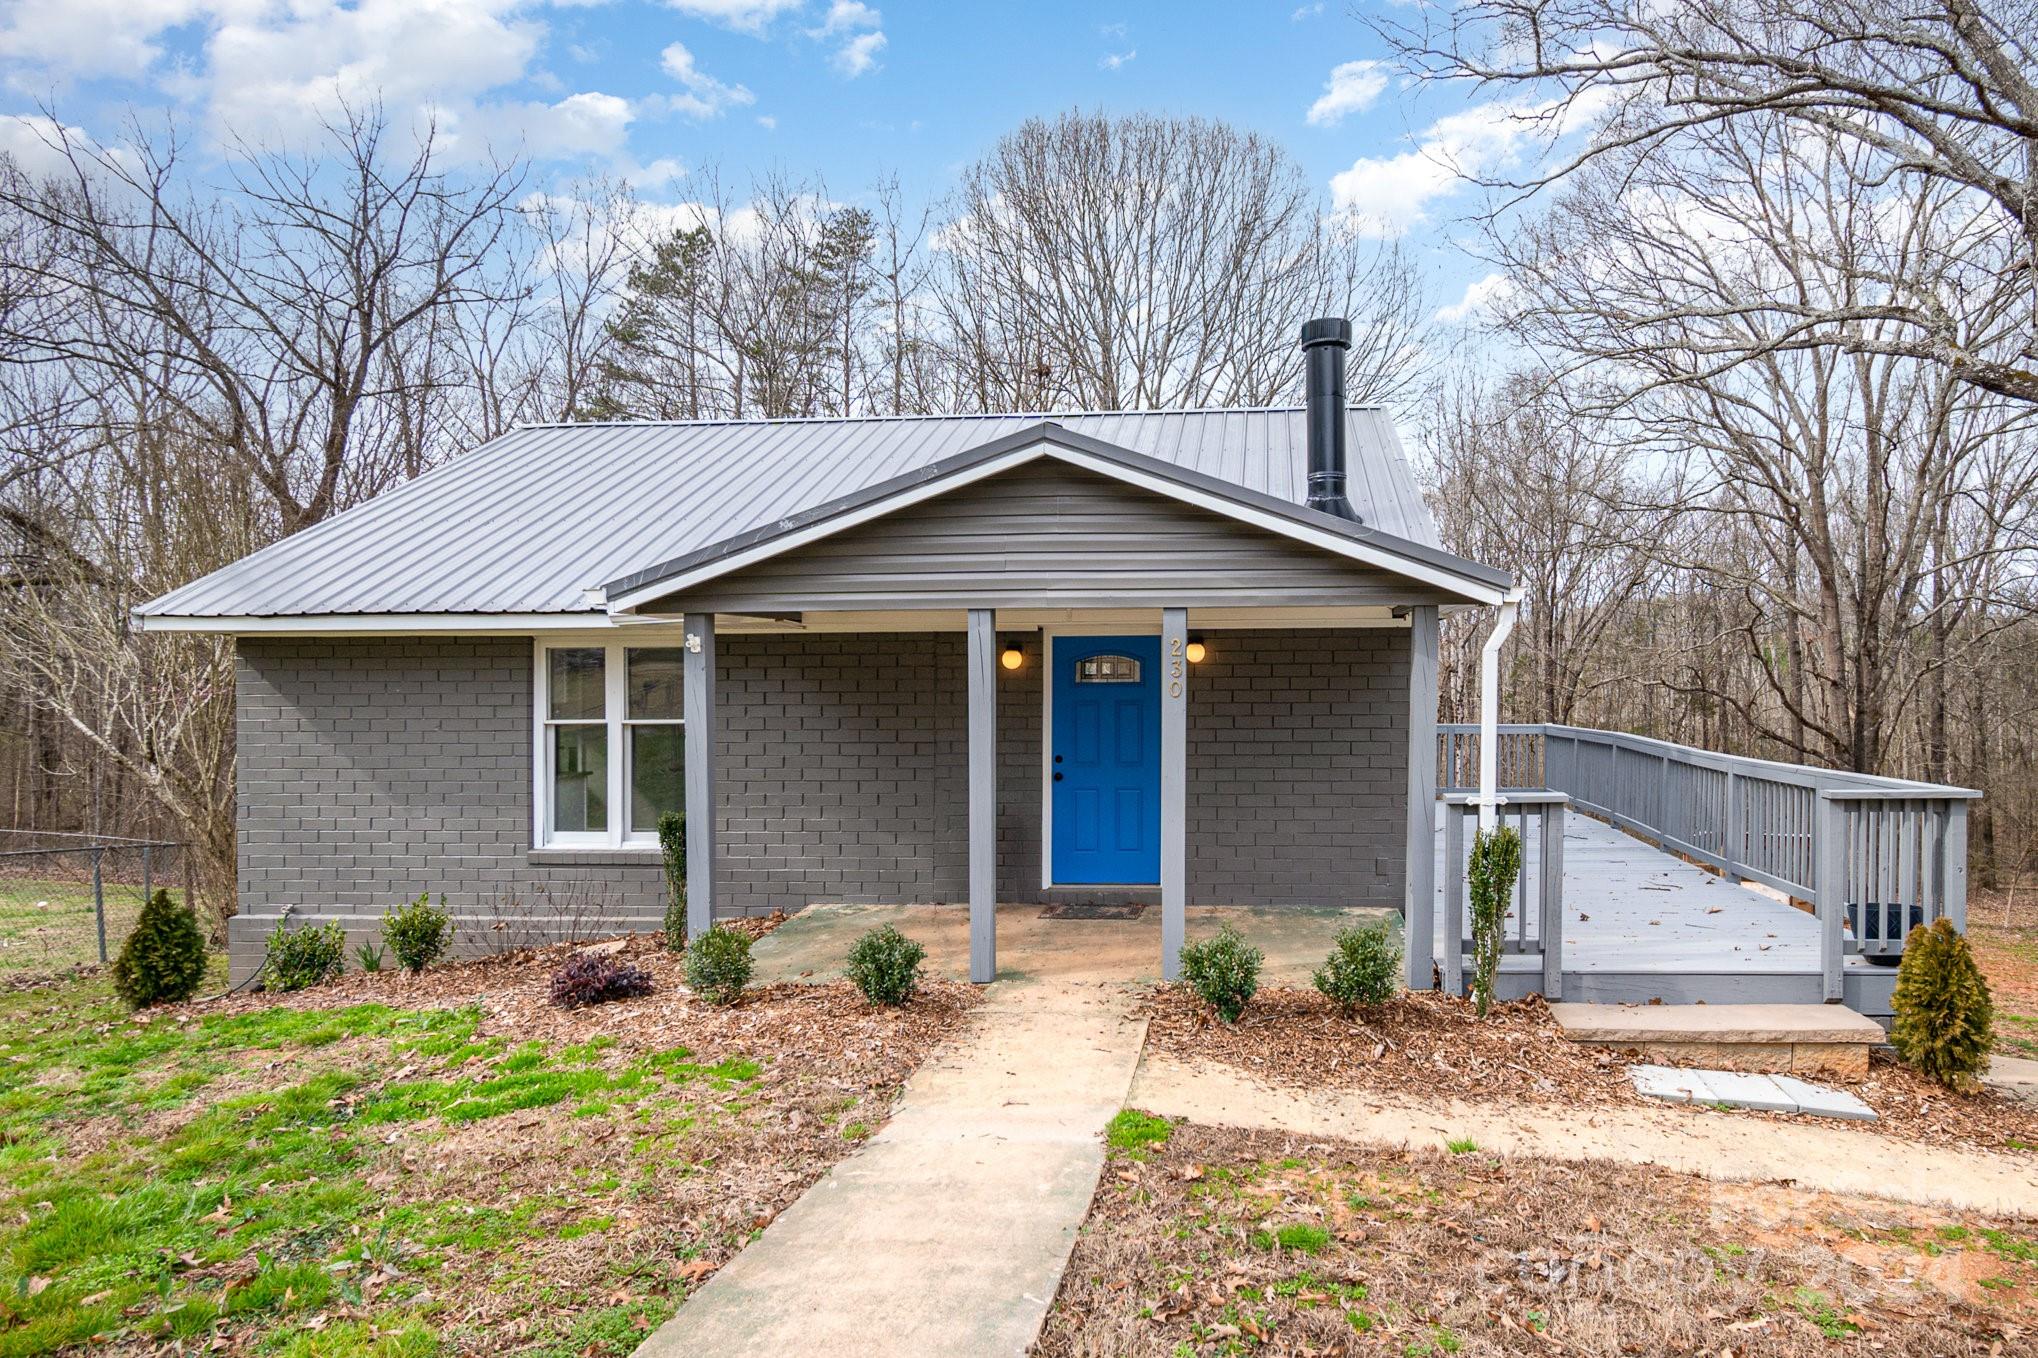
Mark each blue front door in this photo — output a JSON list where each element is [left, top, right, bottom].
[[1051, 635, 1162, 885]]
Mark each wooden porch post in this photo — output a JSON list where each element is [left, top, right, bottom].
[[967, 608, 997, 983], [1404, 605, 1439, 990], [1160, 607, 1188, 981], [683, 613, 717, 940]]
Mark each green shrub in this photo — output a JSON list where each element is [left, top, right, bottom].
[[846, 925, 926, 1006], [658, 811, 688, 950], [1891, 918, 1995, 1090], [110, 888, 208, 1007], [354, 941, 386, 973], [685, 925, 754, 1005], [1467, 823, 1523, 1018], [264, 920, 347, 992], [381, 891, 455, 973], [1314, 921, 1402, 1015], [1178, 924, 1263, 1023]]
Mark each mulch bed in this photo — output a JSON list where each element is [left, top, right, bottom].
[[1038, 1120, 2033, 1357], [1148, 986, 2036, 1156]]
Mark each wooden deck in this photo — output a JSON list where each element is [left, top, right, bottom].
[[1433, 811, 1899, 1014]]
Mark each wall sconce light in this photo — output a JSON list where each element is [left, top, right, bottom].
[[999, 637, 1025, 671], [1185, 636, 1208, 664]]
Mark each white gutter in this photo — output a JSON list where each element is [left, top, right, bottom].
[[1476, 587, 1525, 833]]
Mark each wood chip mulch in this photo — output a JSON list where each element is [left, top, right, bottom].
[[1144, 985, 1641, 1108], [1149, 986, 2037, 1156]]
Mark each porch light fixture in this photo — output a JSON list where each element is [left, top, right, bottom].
[[1185, 636, 1207, 664], [1000, 638, 1025, 671]]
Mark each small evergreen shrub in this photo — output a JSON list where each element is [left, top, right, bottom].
[[381, 891, 455, 973], [1467, 823, 1523, 1018], [354, 941, 386, 973], [110, 888, 207, 1007], [549, 952, 655, 1009], [658, 811, 688, 950], [1314, 921, 1402, 1015], [264, 921, 346, 993], [1178, 924, 1263, 1023], [846, 925, 926, 1006], [685, 925, 754, 1005], [1891, 918, 1995, 1090]]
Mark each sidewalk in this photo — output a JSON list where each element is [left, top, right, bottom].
[[633, 979, 1147, 1357]]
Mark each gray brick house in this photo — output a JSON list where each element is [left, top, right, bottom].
[[137, 321, 1511, 984]]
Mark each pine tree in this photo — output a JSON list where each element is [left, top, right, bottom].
[[1891, 919, 1995, 1090], [111, 889, 208, 1007]]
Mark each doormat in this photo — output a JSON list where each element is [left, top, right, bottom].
[[1039, 903, 1148, 920]]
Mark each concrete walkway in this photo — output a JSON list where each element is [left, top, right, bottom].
[[634, 980, 1147, 1357], [1130, 1053, 2038, 1218]]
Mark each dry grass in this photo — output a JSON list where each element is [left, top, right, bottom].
[[1969, 885, 2038, 1060], [1041, 1119, 2036, 1357]]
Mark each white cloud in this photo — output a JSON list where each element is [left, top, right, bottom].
[[756, 113, 777, 129], [1291, 3, 1324, 19], [1435, 271, 1514, 324], [1330, 94, 1604, 237], [0, 0, 203, 82], [833, 29, 886, 77], [661, 0, 802, 35], [1306, 60, 1388, 127], [1099, 21, 1128, 39], [812, 0, 880, 35], [660, 41, 756, 119], [473, 90, 636, 159], [1099, 49, 1136, 71]]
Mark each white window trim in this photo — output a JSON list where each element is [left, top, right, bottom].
[[533, 637, 685, 850]]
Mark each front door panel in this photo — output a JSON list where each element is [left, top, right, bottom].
[[1051, 635, 1162, 884]]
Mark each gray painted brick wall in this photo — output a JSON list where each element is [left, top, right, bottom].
[[230, 628, 1408, 980]]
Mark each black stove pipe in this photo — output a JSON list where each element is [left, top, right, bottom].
[[1300, 316, 1359, 522]]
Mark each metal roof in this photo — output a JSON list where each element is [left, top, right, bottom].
[[138, 407, 1454, 620]]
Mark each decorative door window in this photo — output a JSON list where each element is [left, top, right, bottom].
[[1075, 655, 1141, 683]]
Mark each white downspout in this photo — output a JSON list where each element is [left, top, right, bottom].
[[1477, 587, 1524, 833]]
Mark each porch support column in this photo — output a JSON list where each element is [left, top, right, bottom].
[[1403, 605, 1440, 990], [683, 612, 717, 940], [967, 608, 997, 983], [1161, 607, 1189, 981]]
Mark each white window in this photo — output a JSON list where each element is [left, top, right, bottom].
[[537, 642, 685, 847]]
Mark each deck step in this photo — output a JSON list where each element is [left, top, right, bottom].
[[1549, 1002, 1884, 1080]]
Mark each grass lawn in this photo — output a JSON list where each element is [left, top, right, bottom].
[[1043, 1114, 2037, 1356], [0, 876, 181, 976], [0, 939, 973, 1357]]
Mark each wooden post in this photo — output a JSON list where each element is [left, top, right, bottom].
[[967, 609, 998, 983], [1443, 802, 1466, 996], [1944, 800, 1969, 934], [683, 613, 717, 940], [1540, 799, 1565, 1000], [1403, 606, 1439, 990], [1815, 794, 1846, 1002], [1723, 771, 1743, 880], [1160, 607, 1188, 982]]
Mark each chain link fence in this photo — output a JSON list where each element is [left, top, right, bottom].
[[0, 831, 193, 980]]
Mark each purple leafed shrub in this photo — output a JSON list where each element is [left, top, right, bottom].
[[548, 952, 655, 1009]]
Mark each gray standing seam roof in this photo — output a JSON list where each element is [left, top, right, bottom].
[[138, 407, 1456, 619]]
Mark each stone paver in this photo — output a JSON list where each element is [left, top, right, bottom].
[[633, 980, 1146, 1358], [1628, 1064, 1876, 1120]]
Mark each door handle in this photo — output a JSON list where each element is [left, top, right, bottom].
[[1054, 754, 1063, 763], [1053, 772, 1064, 782]]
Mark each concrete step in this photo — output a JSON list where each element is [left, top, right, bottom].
[[1549, 1001, 1885, 1079]]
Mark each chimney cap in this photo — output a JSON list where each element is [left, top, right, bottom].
[[1300, 316, 1352, 350]]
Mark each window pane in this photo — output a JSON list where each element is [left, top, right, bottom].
[[551, 725, 608, 832], [630, 725, 685, 832], [548, 648, 606, 720], [627, 648, 685, 720]]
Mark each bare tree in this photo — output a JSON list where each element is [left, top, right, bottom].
[[935, 111, 1428, 411], [1379, 0, 2038, 403]]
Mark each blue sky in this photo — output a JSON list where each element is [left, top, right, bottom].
[[0, 0, 1541, 322]]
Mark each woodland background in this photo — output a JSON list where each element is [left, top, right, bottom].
[[3, 2, 2035, 918]]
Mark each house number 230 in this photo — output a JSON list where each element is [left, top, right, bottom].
[[1167, 637, 1184, 698]]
